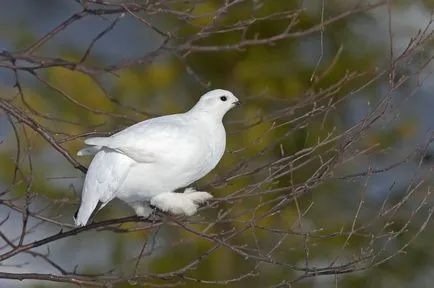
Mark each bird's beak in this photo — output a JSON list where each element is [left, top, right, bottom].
[[233, 100, 241, 106]]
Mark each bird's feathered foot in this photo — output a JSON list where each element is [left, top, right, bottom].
[[130, 202, 154, 218], [183, 187, 213, 204], [150, 189, 212, 216]]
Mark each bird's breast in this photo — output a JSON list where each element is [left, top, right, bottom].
[[167, 123, 226, 183]]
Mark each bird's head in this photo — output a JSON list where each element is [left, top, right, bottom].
[[189, 89, 240, 119]]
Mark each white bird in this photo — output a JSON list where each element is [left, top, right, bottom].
[[73, 89, 240, 226]]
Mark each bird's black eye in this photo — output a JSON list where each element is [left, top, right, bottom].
[[220, 96, 227, 101]]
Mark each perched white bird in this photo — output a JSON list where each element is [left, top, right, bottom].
[[74, 89, 240, 226]]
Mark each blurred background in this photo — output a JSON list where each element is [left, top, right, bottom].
[[1, 0, 434, 287]]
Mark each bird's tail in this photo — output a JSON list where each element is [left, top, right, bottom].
[[77, 136, 109, 156], [77, 146, 102, 156], [74, 193, 102, 227], [84, 137, 109, 146]]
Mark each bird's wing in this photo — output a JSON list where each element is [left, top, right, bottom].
[[85, 114, 193, 163], [77, 145, 101, 156], [74, 149, 133, 226]]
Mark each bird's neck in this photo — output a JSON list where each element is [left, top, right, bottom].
[[186, 108, 225, 124]]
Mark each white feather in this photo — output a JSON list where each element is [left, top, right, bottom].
[[74, 89, 239, 226], [77, 146, 101, 156]]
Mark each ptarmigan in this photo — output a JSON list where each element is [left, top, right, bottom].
[[73, 89, 240, 226]]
